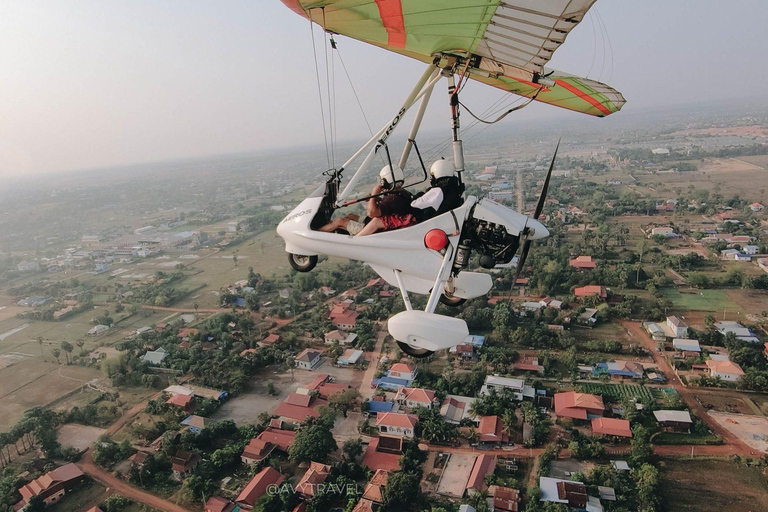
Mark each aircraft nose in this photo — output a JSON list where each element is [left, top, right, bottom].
[[528, 219, 550, 239]]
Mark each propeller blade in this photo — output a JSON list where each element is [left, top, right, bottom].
[[533, 139, 560, 220], [513, 239, 532, 284]]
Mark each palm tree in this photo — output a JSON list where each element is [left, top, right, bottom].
[[193, 302, 199, 319], [36, 337, 45, 361], [60, 341, 73, 364]]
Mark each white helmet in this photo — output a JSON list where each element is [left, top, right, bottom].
[[379, 165, 404, 188], [430, 159, 456, 180]]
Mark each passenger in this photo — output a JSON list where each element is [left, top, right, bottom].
[[319, 165, 415, 236], [411, 158, 464, 222]]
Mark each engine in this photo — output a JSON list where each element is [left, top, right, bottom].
[[460, 217, 520, 269]]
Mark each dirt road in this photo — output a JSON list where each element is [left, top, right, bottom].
[[619, 320, 753, 455], [358, 330, 386, 400], [78, 451, 192, 512]]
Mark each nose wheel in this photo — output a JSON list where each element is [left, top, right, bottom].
[[288, 253, 318, 272], [439, 293, 466, 307]]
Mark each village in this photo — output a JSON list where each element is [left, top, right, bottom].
[[1, 117, 768, 512]]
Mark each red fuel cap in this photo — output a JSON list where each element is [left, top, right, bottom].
[[424, 229, 449, 251]]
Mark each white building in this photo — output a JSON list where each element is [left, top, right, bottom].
[[480, 375, 535, 400], [743, 245, 759, 255], [295, 348, 322, 370], [705, 359, 745, 382], [337, 349, 363, 366], [375, 412, 418, 438], [324, 330, 357, 346], [714, 321, 760, 343], [672, 338, 700, 353], [651, 226, 676, 237], [666, 316, 688, 338]]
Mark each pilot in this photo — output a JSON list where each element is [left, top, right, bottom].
[[410, 158, 464, 222], [319, 165, 415, 236]]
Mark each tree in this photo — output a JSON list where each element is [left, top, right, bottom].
[[342, 438, 363, 463], [633, 463, 660, 512], [630, 425, 652, 466], [60, 342, 73, 364], [51, 349, 61, 364], [37, 337, 45, 360], [288, 419, 338, 464], [329, 389, 360, 418], [383, 471, 421, 510], [193, 302, 199, 319]]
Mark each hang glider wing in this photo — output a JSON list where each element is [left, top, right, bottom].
[[282, 0, 625, 117]]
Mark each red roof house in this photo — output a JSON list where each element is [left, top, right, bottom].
[[573, 285, 607, 299], [554, 392, 604, 420], [236, 467, 285, 510], [241, 428, 296, 464], [477, 416, 509, 444], [295, 462, 332, 499], [591, 417, 632, 438], [569, 255, 596, 269], [205, 497, 235, 512], [16, 464, 85, 509], [466, 454, 496, 494]]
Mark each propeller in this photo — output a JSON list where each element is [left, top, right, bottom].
[[513, 139, 560, 284]]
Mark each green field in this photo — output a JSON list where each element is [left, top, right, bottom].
[[652, 431, 723, 446], [660, 289, 738, 312], [579, 383, 658, 402]]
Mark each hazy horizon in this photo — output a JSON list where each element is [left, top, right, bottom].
[[2, 0, 767, 177]]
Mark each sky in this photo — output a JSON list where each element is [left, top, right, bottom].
[[1, 0, 767, 177]]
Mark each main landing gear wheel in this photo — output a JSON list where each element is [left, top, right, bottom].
[[439, 293, 466, 307], [397, 341, 434, 359], [288, 253, 318, 272]]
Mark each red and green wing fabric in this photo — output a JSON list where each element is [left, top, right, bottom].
[[282, 0, 625, 117]]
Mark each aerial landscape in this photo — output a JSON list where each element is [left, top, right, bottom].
[[1, 2, 768, 512]]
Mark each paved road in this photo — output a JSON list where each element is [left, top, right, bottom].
[[620, 320, 753, 455]]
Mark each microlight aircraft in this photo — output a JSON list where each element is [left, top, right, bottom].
[[276, 0, 625, 357]]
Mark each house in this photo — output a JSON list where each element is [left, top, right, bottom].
[[324, 329, 358, 346], [87, 324, 110, 335], [653, 410, 693, 433], [395, 387, 438, 409], [666, 316, 688, 338], [513, 352, 543, 373], [476, 416, 509, 445], [171, 450, 201, 479], [295, 348, 323, 370], [591, 417, 632, 438], [204, 497, 235, 512], [705, 359, 745, 382], [569, 255, 596, 270], [721, 249, 751, 261], [750, 202, 764, 212], [235, 467, 285, 510], [450, 343, 476, 361], [333, 310, 359, 330], [141, 347, 167, 365], [481, 375, 534, 400], [351, 500, 376, 512], [295, 462, 332, 499], [487, 485, 521, 512], [440, 395, 476, 424], [274, 393, 325, 425], [539, 477, 600, 511], [651, 226, 676, 237], [539, 297, 563, 310], [715, 321, 760, 343], [643, 322, 666, 341], [340, 289, 358, 300], [166, 393, 196, 413], [337, 349, 364, 366], [362, 469, 388, 504], [16, 463, 85, 510], [17, 261, 41, 272], [673, 338, 700, 353], [375, 412, 418, 438], [554, 392, 604, 420], [260, 333, 282, 347], [320, 286, 337, 297], [241, 428, 296, 464], [388, 362, 417, 382], [573, 285, 607, 300], [593, 361, 644, 379], [128, 451, 152, 469], [743, 245, 759, 255], [362, 436, 403, 472], [578, 308, 599, 325], [181, 415, 212, 434], [466, 454, 496, 495], [520, 301, 544, 315]]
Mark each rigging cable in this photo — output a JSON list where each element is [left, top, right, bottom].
[[321, 9, 335, 168], [586, 10, 598, 79], [309, 15, 331, 169], [595, 7, 615, 84], [334, 41, 374, 136], [458, 86, 542, 125]]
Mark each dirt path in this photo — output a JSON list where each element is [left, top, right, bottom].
[[619, 320, 753, 455], [358, 330, 386, 400], [143, 306, 229, 314], [78, 451, 191, 512]]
